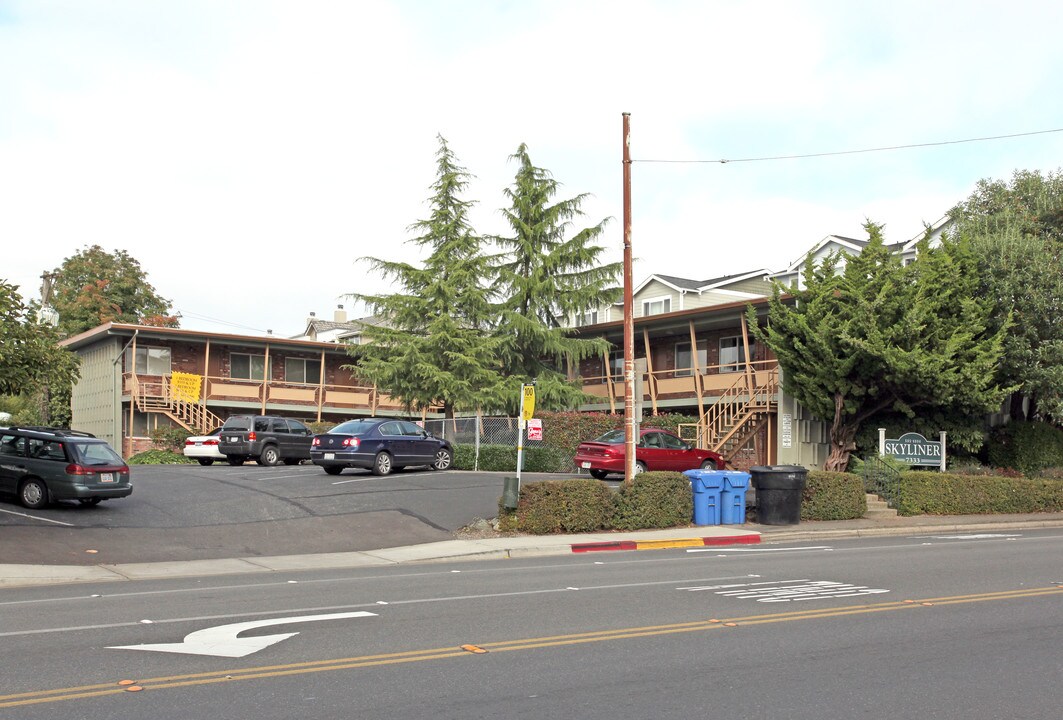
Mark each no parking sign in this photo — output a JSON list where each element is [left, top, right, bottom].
[[527, 418, 543, 441]]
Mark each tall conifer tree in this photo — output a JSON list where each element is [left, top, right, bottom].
[[490, 144, 620, 411], [348, 136, 502, 417]]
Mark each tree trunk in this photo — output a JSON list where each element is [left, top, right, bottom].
[[1009, 392, 1026, 422], [825, 393, 859, 472]]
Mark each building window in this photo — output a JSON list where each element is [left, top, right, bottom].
[[642, 297, 671, 316], [576, 309, 599, 327], [125, 410, 175, 438], [285, 358, 322, 384], [231, 353, 268, 381], [674, 341, 708, 377], [125, 346, 172, 375], [608, 350, 624, 380], [720, 336, 755, 373]]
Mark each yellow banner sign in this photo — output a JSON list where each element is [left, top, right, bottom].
[[171, 372, 202, 403]]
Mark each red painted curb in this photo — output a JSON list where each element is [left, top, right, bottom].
[[702, 534, 760, 546]]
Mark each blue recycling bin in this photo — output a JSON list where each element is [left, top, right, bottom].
[[720, 472, 752, 524], [683, 470, 724, 526]]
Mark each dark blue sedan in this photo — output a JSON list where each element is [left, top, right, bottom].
[[310, 419, 453, 476]]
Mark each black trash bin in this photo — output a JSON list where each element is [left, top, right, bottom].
[[750, 465, 807, 525]]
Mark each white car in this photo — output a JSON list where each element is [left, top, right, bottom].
[[183, 428, 225, 465]]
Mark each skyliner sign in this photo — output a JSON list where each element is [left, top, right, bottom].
[[878, 429, 947, 470]]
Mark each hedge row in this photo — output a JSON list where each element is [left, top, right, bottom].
[[499, 470, 866, 533], [800, 471, 866, 521], [892, 471, 1063, 516], [498, 472, 693, 533]]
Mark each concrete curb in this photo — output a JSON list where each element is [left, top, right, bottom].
[[571, 533, 761, 553]]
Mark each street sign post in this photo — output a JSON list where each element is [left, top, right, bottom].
[[516, 383, 536, 490]]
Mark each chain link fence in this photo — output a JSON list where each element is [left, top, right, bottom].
[[423, 415, 613, 474]]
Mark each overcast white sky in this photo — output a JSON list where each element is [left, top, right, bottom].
[[2, 0, 1061, 337]]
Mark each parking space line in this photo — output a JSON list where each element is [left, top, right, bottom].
[[0, 508, 74, 526]]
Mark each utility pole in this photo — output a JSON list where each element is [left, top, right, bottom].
[[622, 113, 635, 483]]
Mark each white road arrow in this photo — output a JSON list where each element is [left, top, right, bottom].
[[108, 611, 378, 658]]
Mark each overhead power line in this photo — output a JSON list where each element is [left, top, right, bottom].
[[636, 127, 1063, 164]]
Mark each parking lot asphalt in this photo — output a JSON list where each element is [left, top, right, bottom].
[[0, 464, 548, 565]]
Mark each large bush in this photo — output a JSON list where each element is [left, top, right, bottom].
[[893, 470, 1063, 515], [150, 426, 190, 453], [800, 471, 866, 520], [613, 472, 693, 530], [453, 444, 571, 472], [984, 421, 1063, 477], [499, 479, 614, 534]]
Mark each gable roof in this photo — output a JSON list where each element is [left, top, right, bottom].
[[632, 269, 771, 297]]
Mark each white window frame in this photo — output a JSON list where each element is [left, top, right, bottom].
[[674, 341, 708, 378], [719, 336, 755, 373], [126, 346, 172, 376], [231, 353, 269, 381], [641, 296, 671, 317], [576, 309, 599, 327], [284, 357, 321, 384]]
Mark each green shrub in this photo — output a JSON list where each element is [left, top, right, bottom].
[[613, 471, 693, 530], [149, 426, 191, 452], [501, 479, 614, 534], [985, 421, 1063, 477], [801, 471, 866, 520], [129, 449, 195, 465], [307, 421, 335, 434], [893, 470, 1063, 515], [452, 444, 572, 472]]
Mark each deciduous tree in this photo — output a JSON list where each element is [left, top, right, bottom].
[[48, 245, 178, 337]]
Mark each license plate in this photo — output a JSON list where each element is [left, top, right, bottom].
[[99, 473, 114, 483], [229, 436, 239, 442], [581, 461, 591, 469], [324, 453, 335, 460]]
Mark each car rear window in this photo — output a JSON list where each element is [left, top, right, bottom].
[[593, 429, 625, 444], [330, 420, 377, 436], [223, 417, 252, 430], [70, 441, 124, 466]]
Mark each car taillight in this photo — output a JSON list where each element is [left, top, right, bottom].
[[184, 439, 195, 446], [66, 464, 92, 475], [204, 439, 219, 446], [603, 446, 620, 457], [312, 437, 320, 446], [342, 438, 359, 449], [248, 431, 256, 441]]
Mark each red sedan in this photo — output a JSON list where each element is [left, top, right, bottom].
[[574, 427, 725, 479]]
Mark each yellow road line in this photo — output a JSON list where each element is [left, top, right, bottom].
[[3, 585, 1060, 709]]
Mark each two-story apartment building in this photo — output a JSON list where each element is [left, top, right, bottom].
[[59, 322, 409, 457]]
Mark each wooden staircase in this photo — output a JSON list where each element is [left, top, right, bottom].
[[694, 367, 779, 465], [132, 376, 222, 435]]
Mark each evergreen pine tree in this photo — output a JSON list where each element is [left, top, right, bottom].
[[347, 136, 503, 417], [490, 144, 621, 412]]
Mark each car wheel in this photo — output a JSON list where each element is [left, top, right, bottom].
[[259, 445, 280, 466], [78, 498, 102, 506], [590, 469, 608, 480], [227, 456, 244, 466], [323, 465, 343, 476], [699, 460, 717, 470], [197, 458, 214, 466], [635, 461, 647, 475], [372, 452, 393, 476], [19, 479, 49, 509], [432, 447, 452, 471]]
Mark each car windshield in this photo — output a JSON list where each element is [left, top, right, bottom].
[[329, 420, 378, 436], [593, 429, 625, 444], [70, 441, 124, 466]]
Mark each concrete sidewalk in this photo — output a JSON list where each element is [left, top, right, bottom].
[[3, 512, 1063, 589]]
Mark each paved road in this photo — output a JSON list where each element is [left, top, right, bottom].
[[3, 531, 1062, 718], [0, 464, 558, 565]]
